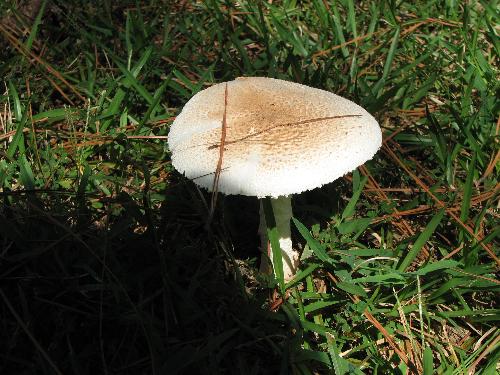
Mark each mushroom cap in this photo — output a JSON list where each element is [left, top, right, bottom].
[[168, 77, 382, 198]]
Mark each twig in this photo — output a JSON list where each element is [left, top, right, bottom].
[[209, 82, 228, 220]]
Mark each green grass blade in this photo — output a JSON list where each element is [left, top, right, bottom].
[[373, 26, 400, 97], [285, 263, 320, 288], [326, 333, 343, 374], [7, 112, 28, 159], [130, 46, 153, 76], [114, 59, 154, 106], [423, 346, 433, 375], [137, 72, 172, 131], [292, 217, 332, 265], [336, 281, 368, 298], [263, 197, 285, 294], [460, 153, 476, 240], [398, 209, 445, 271], [330, 2, 349, 58], [18, 155, 35, 190], [125, 10, 133, 69], [24, 0, 47, 52], [411, 259, 459, 275], [8, 80, 23, 122], [341, 175, 367, 220], [347, 0, 357, 40]]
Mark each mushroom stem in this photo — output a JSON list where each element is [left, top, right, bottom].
[[258, 196, 299, 281]]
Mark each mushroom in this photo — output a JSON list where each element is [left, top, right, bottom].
[[168, 77, 381, 281]]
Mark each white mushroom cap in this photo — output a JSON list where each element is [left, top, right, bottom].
[[168, 77, 382, 198]]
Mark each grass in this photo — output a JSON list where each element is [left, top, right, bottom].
[[0, 0, 499, 373]]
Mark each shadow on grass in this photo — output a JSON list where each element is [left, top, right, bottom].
[[0, 178, 330, 375]]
